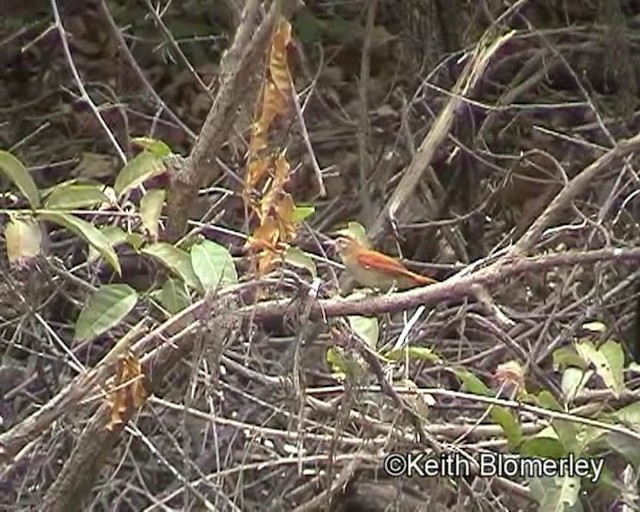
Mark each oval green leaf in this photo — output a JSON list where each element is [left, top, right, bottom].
[[0, 150, 41, 208], [576, 340, 625, 396], [292, 205, 315, 222], [594, 340, 626, 396], [44, 182, 110, 210], [88, 226, 129, 263], [74, 284, 138, 342], [142, 242, 201, 290], [561, 367, 592, 402], [38, 211, 121, 275], [490, 405, 523, 448], [283, 246, 317, 277], [114, 151, 166, 198], [552, 346, 588, 371], [156, 277, 191, 314], [347, 315, 379, 348], [519, 427, 566, 458], [131, 137, 172, 157], [190, 239, 238, 290], [454, 368, 490, 396]]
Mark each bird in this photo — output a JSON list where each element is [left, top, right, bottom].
[[333, 235, 436, 291]]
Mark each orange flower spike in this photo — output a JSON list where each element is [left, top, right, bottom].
[[334, 236, 436, 291]]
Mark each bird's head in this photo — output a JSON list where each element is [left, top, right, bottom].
[[332, 234, 360, 260]]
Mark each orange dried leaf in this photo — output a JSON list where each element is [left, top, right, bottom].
[[105, 351, 148, 431], [244, 157, 272, 208], [269, 20, 293, 98], [248, 125, 268, 156], [245, 218, 280, 252], [274, 193, 296, 241], [256, 155, 290, 217], [260, 83, 288, 127], [273, 153, 290, 188], [257, 249, 278, 276], [124, 353, 148, 407], [242, 16, 299, 276]]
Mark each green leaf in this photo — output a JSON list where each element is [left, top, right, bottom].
[[520, 427, 566, 458], [5, 214, 43, 266], [605, 399, 640, 464], [454, 368, 521, 447], [283, 246, 317, 277], [384, 346, 441, 363], [596, 340, 626, 396], [140, 189, 165, 239], [606, 430, 640, 466], [347, 221, 368, 245], [44, 182, 110, 210], [576, 340, 625, 397], [126, 232, 146, 249], [189, 239, 238, 290], [611, 401, 640, 429], [142, 242, 201, 290], [490, 405, 523, 448], [292, 205, 315, 222], [455, 368, 490, 395], [0, 150, 41, 208], [561, 367, 592, 402], [39, 211, 121, 275], [554, 420, 585, 454], [326, 347, 363, 380], [348, 315, 379, 348], [74, 284, 138, 342], [155, 278, 191, 314], [552, 346, 588, 371], [88, 226, 134, 263], [533, 391, 585, 453], [534, 390, 563, 411], [529, 476, 583, 512], [114, 151, 166, 198], [131, 137, 172, 157]]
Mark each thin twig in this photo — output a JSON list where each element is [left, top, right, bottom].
[[50, 0, 127, 163]]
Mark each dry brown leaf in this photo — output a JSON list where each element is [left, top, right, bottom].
[[242, 17, 298, 278], [105, 351, 148, 431], [274, 193, 296, 241], [493, 360, 525, 396]]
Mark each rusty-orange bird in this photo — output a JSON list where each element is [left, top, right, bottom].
[[334, 235, 437, 291]]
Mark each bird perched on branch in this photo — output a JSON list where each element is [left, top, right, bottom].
[[333, 235, 436, 292]]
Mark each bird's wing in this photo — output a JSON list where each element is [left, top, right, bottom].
[[355, 251, 436, 284], [355, 251, 413, 277]]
